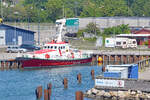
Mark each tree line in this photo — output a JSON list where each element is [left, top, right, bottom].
[[0, 0, 150, 23]]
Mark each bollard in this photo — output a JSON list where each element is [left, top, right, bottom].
[[75, 91, 83, 100], [47, 83, 52, 97], [77, 73, 81, 83], [91, 70, 95, 79], [63, 78, 68, 89], [44, 89, 49, 100], [36, 86, 42, 99]]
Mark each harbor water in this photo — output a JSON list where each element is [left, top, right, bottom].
[[0, 64, 102, 100]]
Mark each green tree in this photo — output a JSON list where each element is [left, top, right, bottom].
[[85, 22, 101, 35], [103, 24, 130, 36], [131, 0, 150, 16], [45, 0, 63, 22], [80, 0, 96, 17]]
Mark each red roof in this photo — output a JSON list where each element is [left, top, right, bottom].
[[133, 29, 150, 34]]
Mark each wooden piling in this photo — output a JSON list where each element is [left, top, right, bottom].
[[102, 66, 106, 72], [1, 61, 4, 70], [13, 62, 17, 69], [75, 91, 83, 100], [77, 73, 81, 83], [44, 89, 49, 100], [91, 70, 95, 79], [36, 86, 42, 99], [110, 55, 115, 64], [5, 61, 10, 70], [19, 62, 23, 69], [63, 78, 68, 89], [47, 83, 52, 96]]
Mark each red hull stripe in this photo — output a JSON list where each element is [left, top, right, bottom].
[[21, 58, 92, 68]]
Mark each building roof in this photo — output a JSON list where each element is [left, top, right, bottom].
[[0, 24, 35, 33], [133, 28, 150, 34]]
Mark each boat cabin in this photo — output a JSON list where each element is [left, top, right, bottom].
[[43, 40, 70, 51]]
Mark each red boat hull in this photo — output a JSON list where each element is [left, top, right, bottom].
[[19, 57, 92, 68]]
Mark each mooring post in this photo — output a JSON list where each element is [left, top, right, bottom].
[[102, 55, 104, 66], [0, 61, 1, 70], [102, 66, 106, 72], [91, 70, 95, 79], [77, 73, 81, 83], [63, 78, 68, 89], [1, 61, 4, 70], [47, 83, 52, 97], [44, 89, 49, 100], [75, 91, 83, 100], [5, 61, 10, 70], [36, 86, 42, 99]]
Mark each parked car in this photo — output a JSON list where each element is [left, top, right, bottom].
[[20, 44, 40, 51], [64, 33, 77, 37], [6, 45, 28, 53]]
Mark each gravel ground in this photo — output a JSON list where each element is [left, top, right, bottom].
[[139, 67, 150, 80]]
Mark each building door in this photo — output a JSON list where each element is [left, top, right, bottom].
[[0, 30, 5, 45], [18, 36, 22, 45]]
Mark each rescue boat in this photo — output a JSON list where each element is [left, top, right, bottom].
[[17, 23, 92, 68]]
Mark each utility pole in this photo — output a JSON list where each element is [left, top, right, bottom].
[[37, 7, 40, 45], [63, 4, 65, 18], [0, 0, 3, 19], [74, 1, 78, 18]]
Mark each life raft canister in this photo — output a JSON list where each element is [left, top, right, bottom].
[[45, 54, 50, 59]]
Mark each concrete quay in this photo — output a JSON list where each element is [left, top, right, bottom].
[[0, 53, 23, 60], [83, 49, 150, 56]]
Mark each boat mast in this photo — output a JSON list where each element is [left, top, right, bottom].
[[57, 23, 64, 42]]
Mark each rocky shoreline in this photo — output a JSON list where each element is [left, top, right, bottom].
[[84, 88, 150, 100]]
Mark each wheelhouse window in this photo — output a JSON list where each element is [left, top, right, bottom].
[[44, 46, 47, 49], [123, 42, 126, 44]]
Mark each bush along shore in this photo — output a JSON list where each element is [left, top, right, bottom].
[[84, 88, 150, 100]]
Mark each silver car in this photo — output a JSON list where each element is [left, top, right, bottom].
[[6, 45, 28, 53]]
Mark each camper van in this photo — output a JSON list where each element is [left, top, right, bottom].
[[105, 38, 137, 48]]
